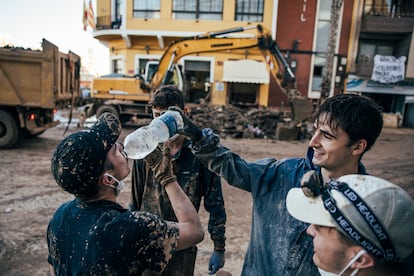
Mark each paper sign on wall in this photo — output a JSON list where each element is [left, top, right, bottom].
[[371, 55, 406, 83]]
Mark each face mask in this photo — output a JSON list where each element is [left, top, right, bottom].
[[317, 249, 366, 276], [104, 173, 125, 195]]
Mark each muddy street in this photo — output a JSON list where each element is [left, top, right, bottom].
[[1, 114, 413, 276]]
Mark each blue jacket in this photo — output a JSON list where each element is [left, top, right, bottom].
[[191, 129, 367, 276]]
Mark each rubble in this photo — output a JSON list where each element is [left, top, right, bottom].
[[187, 103, 284, 139]]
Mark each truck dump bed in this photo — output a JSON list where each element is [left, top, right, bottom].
[[0, 39, 80, 108], [0, 39, 81, 149]]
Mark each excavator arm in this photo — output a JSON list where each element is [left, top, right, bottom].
[[150, 24, 312, 122], [151, 25, 296, 96]]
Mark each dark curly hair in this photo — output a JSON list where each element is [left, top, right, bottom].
[[150, 85, 185, 110], [313, 94, 383, 153]]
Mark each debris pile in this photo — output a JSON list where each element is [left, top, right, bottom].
[[188, 104, 283, 139]]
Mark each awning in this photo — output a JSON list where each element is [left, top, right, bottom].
[[222, 60, 269, 84], [346, 76, 414, 96]]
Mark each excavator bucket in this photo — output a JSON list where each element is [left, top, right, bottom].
[[290, 97, 314, 123]]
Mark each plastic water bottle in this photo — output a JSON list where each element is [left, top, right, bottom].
[[123, 110, 183, 159]]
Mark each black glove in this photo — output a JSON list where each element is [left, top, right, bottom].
[[168, 106, 203, 142], [144, 144, 177, 186]]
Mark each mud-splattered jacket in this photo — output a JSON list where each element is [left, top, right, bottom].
[[190, 128, 368, 276], [47, 199, 179, 275], [130, 143, 226, 251]]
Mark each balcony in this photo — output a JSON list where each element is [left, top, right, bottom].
[[361, 0, 414, 34], [93, 15, 123, 41], [96, 15, 122, 30], [361, 15, 414, 33]]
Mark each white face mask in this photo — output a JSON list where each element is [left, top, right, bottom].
[[317, 249, 366, 276], [104, 173, 125, 195]]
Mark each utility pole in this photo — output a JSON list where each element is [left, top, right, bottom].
[[320, 0, 343, 103]]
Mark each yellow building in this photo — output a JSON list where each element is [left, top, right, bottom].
[[93, 0, 278, 106]]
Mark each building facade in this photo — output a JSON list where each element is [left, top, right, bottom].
[[92, 1, 353, 108], [92, 0, 414, 127], [346, 0, 414, 127]]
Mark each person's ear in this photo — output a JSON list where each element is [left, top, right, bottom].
[[183, 106, 188, 115], [101, 173, 115, 187], [351, 139, 367, 156], [351, 251, 375, 269]]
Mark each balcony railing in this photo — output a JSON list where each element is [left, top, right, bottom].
[[96, 15, 122, 30], [363, 0, 414, 17], [361, 1, 414, 33]]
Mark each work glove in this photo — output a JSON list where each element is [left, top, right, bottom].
[[300, 170, 323, 197], [208, 250, 225, 275], [168, 106, 203, 142], [144, 144, 177, 186]]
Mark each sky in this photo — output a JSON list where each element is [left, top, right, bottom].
[[0, 0, 109, 75]]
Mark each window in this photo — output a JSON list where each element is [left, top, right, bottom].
[[311, 60, 324, 91], [172, 0, 223, 20], [112, 59, 122, 74], [133, 0, 160, 19], [109, 0, 122, 28], [137, 58, 160, 82], [311, 0, 331, 92], [138, 59, 151, 75], [114, 0, 121, 20], [235, 0, 264, 22], [358, 40, 395, 64]]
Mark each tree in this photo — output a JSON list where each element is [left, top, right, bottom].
[[320, 0, 343, 103]]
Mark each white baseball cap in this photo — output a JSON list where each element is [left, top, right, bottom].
[[286, 174, 414, 261]]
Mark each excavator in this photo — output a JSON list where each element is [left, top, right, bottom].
[[88, 24, 313, 129]]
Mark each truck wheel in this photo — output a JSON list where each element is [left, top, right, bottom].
[[96, 105, 120, 119], [0, 110, 19, 149]]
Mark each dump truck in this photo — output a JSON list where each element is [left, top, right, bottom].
[[86, 24, 312, 128], [0, 39, 81, 149]]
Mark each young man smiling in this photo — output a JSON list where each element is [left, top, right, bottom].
[[170, 94, 384, 275]]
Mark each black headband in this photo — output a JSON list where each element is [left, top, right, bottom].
[[321, 180, 397, 262]]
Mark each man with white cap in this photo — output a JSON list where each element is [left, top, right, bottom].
[[287, 172, 414, 275]]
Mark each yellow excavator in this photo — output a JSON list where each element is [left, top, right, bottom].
[[88, 24, 312, 127]]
